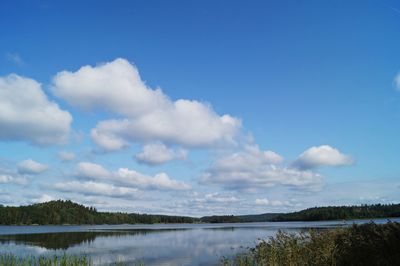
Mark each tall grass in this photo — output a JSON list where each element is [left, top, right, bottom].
[[0, 254, 146, 266], [0, 253, 91, 266], [221, 222, 400, 266]]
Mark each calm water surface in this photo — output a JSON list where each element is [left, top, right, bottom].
[[0, 218, 398, 265]]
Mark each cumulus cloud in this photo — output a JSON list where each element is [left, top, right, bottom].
[[172, 192, 244, 216], [200, 193, 240, 204], [53, 181, 139, 198], [135, 143, 187, 165], [255, 198, 290, 206], [76, 162, 191, 191], [17, 159, 48, 175], [293, 145, 353, 170], [51, 58, 241, 151], [57, 151, 76, 162], [210, 144, 283, 172], [200, 145, 322, 190], [77, 162, 110, 178], [33, 194, 56, 203], [51, 58, 168, 116], [0, 174, 28, 185], [0, 74, 72, 145]]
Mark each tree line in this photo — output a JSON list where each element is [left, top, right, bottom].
[[272, 203, 400, 221], [0, 200, 197, 225], [0, 200, 399, 225]]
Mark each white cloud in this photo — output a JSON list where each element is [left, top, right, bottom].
[[200, 145, 322, 190], [51, 58, 241, 151], [135, 143, 187, 165], [255, 198, 290, 206], [117, 168, 191, 191], [57, 151, 76, 162], [293, 145, 353, 170], [90, 123, 130, 151], [77, 162, 111, 178], [51, 58, 168, 116], [202, 193, 240, 203], [17, 159, 48, 175], [0, 175, 13, 183], [278, 179, 400, 210], [53, 181, 139, 198], [210, 144, 283, 172], [0, 174, 28, 185], [201, 165, 322, 190], [77, 162, 191, 191], [0, 74, 72, 145], [394, 72, 400, 90], [33, 194, 56, 203], [173, 192, 244, 216]]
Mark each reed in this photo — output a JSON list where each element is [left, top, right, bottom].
[[221, 222, 400, 266], [0, 253, 91, 266]]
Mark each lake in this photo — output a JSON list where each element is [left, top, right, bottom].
[[0, 218, 398, 265]]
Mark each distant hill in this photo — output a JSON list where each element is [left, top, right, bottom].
[[0, 200, 197, 225], [199, 213, 282, 223], [200, 215, 242, 223], [199, 205, 400, 223], [238, 213, 281, 222], [0, 200, 399, 225], [272, 204, 400, 222]]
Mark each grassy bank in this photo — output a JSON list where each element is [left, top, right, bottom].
[[221, 222, 400, 266], [0, 254, 91, 266]]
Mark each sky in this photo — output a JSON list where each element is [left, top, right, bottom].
[[0, 0, 400, 217]]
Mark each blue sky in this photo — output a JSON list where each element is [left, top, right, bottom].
[[0, 0, 400, 216]]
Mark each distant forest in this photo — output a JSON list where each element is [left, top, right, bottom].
[[200, 213, 281, 223], [272, 204, 400, 222], [0, 200, 399, 225], [0, 200, 196, 225]]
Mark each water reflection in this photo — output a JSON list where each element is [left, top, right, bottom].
[[0, 229, 189, 250], [0, 227, 275, 265], [0, 232, 123, 250], [0, 219, 398, 266]]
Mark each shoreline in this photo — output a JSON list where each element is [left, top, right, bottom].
[[0, 216, 399, 226]]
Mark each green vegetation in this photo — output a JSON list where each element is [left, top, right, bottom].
[[0, 200, 399, 225], [0, 200, 197, 225], [200, 213, 281, 223], [238, 213, 281, 223], [0, 254, 145, 266], [0, 253, 91, 266], [200, 215, 243, 223], [221, 222, 400, 266], [199, 204, 400, 223], [272, 204, 400, 221]]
